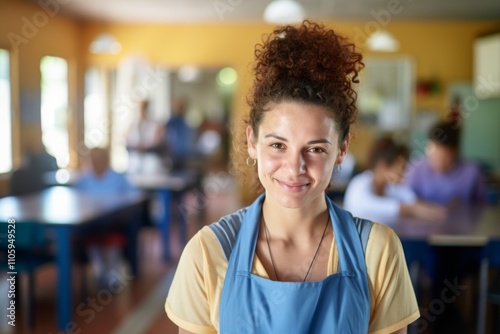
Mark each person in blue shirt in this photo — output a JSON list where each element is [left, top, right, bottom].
[[76, 148, 134, 193], [75, 148, 135, 288], [165, 98, 197, 170]]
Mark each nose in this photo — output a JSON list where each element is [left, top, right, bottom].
[[285, 150, 306, 175]]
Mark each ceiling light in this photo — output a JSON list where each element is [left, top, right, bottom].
[[263, 0, 306, 25], [217, 67, 237, 86], [178, 65, 201, 83], [89, 33, 122, 54], [366, 30, 399, 52]]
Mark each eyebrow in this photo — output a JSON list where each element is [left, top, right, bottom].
[[264, 133, 332, 145]]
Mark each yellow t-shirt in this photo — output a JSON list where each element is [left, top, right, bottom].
[[165, 220, 419, 334]]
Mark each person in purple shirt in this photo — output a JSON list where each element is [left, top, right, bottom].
[[406, 120, 486, 206], [406, 120, 487, 332]]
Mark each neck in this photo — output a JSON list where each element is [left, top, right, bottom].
[[261, 195, 328, 242]]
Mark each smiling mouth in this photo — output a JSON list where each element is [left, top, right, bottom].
[[276, 179, 310, 192]]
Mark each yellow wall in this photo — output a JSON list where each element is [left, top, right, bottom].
[[83, 20, 499, 126], [0, 0, 84, 195], [83, 20, 499, 119]]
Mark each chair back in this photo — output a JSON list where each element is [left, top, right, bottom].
[[0, 223, 50, 259], [482, 240, 500, 267]]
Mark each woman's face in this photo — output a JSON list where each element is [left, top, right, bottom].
[[247, 101, 349, 209]]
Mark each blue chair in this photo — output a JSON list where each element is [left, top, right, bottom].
[[477, 240, 500, 334], [0, 223, 53, 329], [400, 239, 435, 334], [401, 239, 434, 297]]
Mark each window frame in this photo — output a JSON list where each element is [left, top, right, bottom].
[[40, 54, 70, 169], [0, 46, 19, 177]]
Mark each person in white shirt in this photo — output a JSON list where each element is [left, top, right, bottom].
[[344, 137, 446, 225], [126, 100, 166, 174]]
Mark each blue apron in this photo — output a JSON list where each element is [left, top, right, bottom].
[[219, 194, 370, 333]]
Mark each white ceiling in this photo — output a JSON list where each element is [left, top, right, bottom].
[[42, 0, 500, 23]]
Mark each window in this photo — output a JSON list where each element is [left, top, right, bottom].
[[357, 57, 413, 131], [0, 49, 12, 174], [40, 56, 69, 168], [84, 67, 109, 148]]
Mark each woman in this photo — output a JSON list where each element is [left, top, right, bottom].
[[166, 21, 419, 333], [344, 137, 447, 225]]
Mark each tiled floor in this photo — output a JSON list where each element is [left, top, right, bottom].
[[2, 174, 241, 334]]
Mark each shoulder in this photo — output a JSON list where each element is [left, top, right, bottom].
[[106, 170, 133, 186], [405, 158, 430, 183], [344, 171, 372, 195], [366, 222, 401, 252], [179, 206, 249, 268], [457, 160, 482, 174], [207, 207, 248, 261], [349, 170, 372, 185], [74, 172, 94, 187], [106, 169, 125, 179], [364, 222, 407, 276], [406, 157, 428, 174], [344, 171, 375, 210]]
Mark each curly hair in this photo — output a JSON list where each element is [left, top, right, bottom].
[[231, 20, 364, 194]]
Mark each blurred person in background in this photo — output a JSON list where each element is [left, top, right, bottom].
[[8, 145, 58, 196], [75, 148, 136, 288], [405, 120, 488, 333], [126, 100, 166, 174], [344, 137, 446, 224], [405, 120, 486, 206], [165, 97, 198, 171]]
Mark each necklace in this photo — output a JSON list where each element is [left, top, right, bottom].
[[262, 213, 330, 282]]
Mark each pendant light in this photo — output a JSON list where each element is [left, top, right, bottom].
[[263, 0, 306, 24]]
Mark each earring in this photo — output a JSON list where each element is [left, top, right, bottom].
[[333, 164, 342, 174], [246, 157, 256, 167]]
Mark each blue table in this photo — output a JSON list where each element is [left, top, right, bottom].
[[391, 204, 500, 333], [0, 186, 149, 331], [392, 204, 500, 246], [127, 171, 200, 261]]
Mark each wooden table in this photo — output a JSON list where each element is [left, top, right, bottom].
[[0, 186, 149, 331]]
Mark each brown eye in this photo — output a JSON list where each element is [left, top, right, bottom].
[[271, 143, 285, 149], [308, 147, 325, 154]]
